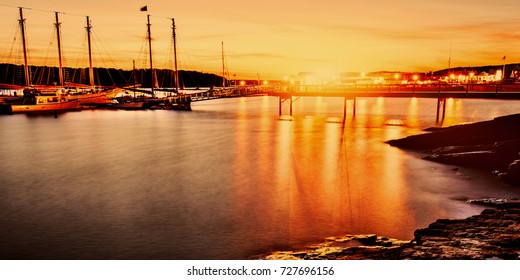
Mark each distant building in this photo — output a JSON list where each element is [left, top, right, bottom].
[[476, 71, 500, 83]]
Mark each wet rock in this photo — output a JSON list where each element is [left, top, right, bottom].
[[493, 141, 520, 157], [509, 160, 520, 183], [261, 208, 520, 260], [387, 114, 520, 151], [402, 208, 520, 260], [423, 151, 500, 169], [429, 145, 492, 155], [387, 114, 520, 184], [352, 234, 378, 245], [261, 234, 410, 260], [468, 198, 520, 208]]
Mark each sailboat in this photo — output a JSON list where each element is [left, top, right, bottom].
[[110, 14, 156, 110], [111, 15, 189, 110], [110, 61, 147, 110], [9, 8, 80, 114], [62, 15, 121, 106], [218, 41, 235, 95]]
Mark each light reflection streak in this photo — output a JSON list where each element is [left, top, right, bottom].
[[275, 118, 293, 238], [321, 122, 344, 223], [315, 96, 327, 116], [443, 98, 465, 126], [407, 97, 419, 127], [238, 97, 247, 118], [354, 99, 368, 127], [379, 128, 414, 233], [372, 97, 385, 126]]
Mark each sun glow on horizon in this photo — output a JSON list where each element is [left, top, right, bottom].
[[0, 0, 519, 80]]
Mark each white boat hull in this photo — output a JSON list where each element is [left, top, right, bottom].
[[11, 99, 81, 113]]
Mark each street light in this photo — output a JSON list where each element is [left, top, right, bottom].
[[412, 75, 419, 94], [394, 73, 400, 85]]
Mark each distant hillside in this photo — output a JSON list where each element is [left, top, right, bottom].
[[0, 63, 225, 88]]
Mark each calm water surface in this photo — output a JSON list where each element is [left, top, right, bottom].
[[1, 96, 520, 259]]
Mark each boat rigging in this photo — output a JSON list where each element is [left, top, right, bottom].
[[18, 7, 30, 86]]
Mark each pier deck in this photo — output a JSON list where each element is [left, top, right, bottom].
[[268, 84, 520, 123]]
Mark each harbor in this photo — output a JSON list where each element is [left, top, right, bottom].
[[1, 1, 520, 267], [2, 6, 520, 121]]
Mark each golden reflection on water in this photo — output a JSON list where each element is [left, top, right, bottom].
[[371, 97, 385, 125], [248, 111, 419, 240], [321, 122, 346, 224], [3, 97, 520, 259], [314, 96, 327, 115], [224, 96, 520, 248], [443, 98, 465, 126], [407, 97, 420, 127], [164, 97, 520, 252], [354, 99, 368, 127], [238, 97, 248, 118], [379, 128, 414, 233]]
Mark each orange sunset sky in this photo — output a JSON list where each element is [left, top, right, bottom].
[[0, 0, 519, 79]]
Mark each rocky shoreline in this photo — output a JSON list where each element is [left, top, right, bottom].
[[264, 115, 520, 260], [263, 207, 520, 260], [386, 113, 520, 185]]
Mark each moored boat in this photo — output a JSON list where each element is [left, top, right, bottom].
[[10, 88, 80, 113], [109, 95, 147, 110], [110, 101, 146, 110], [68, 87, 123, 106]]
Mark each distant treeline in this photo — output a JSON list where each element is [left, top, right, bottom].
[[0, 63, 226, 88]]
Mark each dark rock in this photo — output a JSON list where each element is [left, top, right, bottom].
[[387, 114, 520, 180], [401, 208, 520, 260], [493, 140, 520, 156], [353, 234, 378, 245], [424, 151, 501, 169], [429, 144, 492, 155], [262, 208, 520, 260], [509, 160, 520, 183], [387, 114, 520, 150], [424, 127, 447, 132], [435, 218, 464, 225], [468, 198, 520, 208]]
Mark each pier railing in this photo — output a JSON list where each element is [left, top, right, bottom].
[[187, 86, 270, 102], [266, 82, 520, 96], [266, 82, 520, 124]]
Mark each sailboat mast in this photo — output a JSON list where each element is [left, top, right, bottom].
[[86, 16, 95, 90], [147, 14, 154, 96], [221, 41, 225, 87], [448, 45, 452, 79], [55, 12, 64, 86], [18, 7, 30, 86], [132, 59, 136, 98], [172, 18, 179, 94]]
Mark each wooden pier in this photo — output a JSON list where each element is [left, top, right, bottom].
[[269, 84, 520, 123], [188, 86, 267, 102]]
